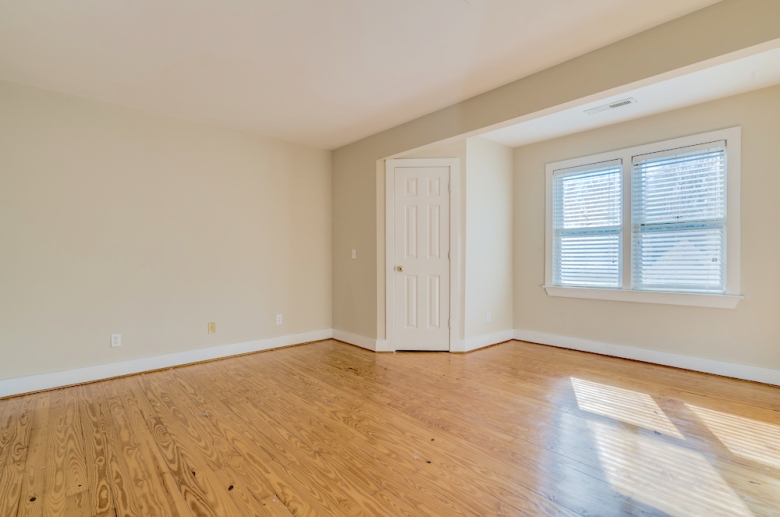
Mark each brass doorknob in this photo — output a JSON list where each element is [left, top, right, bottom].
[[396, 266, 403, 272]]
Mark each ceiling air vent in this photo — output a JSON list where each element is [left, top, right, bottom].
[[585, 97, 638, 115]]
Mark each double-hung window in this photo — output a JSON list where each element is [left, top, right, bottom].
[[553, 161, 622, 288], [632, 144, 726, 293], [545, 128, 741, 308]]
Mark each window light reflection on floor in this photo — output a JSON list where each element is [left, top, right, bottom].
[[588, 420, 753, 517], [571, 377, 684, 438], [687, 404, 780, 469]]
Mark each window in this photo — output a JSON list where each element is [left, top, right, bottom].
[[632, 144, 726, 293], [553, 161, 622, 288], [545, 128, 741, 308]]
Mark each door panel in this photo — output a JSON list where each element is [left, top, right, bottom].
[[394, 166, 450, 351]]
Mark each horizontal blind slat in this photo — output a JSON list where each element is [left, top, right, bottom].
[[553, 164, 622, 288], [632, 145, 726, 293]]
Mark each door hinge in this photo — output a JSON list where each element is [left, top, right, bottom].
[[448, 181, 451, 192], [447, 250, 450, 260], [448, 318, 451, 328]]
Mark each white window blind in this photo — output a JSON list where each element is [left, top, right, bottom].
[[553, 162, 622, 288], [631, 143, 727, 293]]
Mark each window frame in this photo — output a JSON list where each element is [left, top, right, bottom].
[[544, 127, 742, 309], [552, 159, 624, 289]]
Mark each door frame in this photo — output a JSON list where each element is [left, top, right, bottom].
[[385, 158, 461, 352]]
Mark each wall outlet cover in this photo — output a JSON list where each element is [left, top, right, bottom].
[[208, 322, 216, 334], [111, 334, 121, 347], [276, 314, 283, 325]]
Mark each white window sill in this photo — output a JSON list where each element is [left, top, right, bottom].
[[543, 285, 742, 309]]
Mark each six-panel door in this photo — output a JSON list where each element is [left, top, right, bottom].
[[394, 166, 450, 351]]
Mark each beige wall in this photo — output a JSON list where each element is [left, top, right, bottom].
[[513, 85, 780, 370], [465, 137, 513, 339], [331, 0, 780, 340], [0, 80, 332, 381]]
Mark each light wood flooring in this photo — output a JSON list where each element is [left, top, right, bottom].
[[1, 339, 779, 516]]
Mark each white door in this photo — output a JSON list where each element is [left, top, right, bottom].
[[393, 166, 450, 351]]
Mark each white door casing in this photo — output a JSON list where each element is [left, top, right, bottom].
[[386, 158, 459, 352]]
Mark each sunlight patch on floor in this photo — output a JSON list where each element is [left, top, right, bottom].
[[571, 377, 683, 438], [589, 420, 753, 517], [687, 404, 780, 469]]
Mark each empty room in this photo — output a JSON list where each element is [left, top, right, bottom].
[[2, 0, 780, 515]]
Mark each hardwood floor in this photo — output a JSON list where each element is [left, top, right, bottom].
[[1, 340, 779, 516]]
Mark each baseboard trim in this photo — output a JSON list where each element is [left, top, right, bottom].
[[513, 329, 780, 387], [331, 329, 385, 352], [458, 329, 515, 353], [8, 327, 775, 398], [0, 328, 334, 399]]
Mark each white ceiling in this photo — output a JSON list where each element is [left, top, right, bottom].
[[0, 0, 721, 149], [480, 45, 780, 148]]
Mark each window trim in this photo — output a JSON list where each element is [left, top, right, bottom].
[[553, 159, 624, 288], [544, 127, 742, 308]]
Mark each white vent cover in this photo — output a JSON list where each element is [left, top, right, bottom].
[[585, 97, 638, 115]]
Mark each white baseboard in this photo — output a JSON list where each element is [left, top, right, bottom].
[[449, 339, 466, 353], [329, 332, 397, 352], [331, 329, 384, 352], [513, 329, 780, 387], [7, 326, 775, 398], [367, 330, 511, 353], [0, 328, 333, 399], [461, 329, 515, 353]]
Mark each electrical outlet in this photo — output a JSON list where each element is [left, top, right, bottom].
[[111, 334, 121, 347], [208, 322, 216, 334], [486, 312, 491, 323], [276, 314, 283, 325], [351, 249, 356, 259]]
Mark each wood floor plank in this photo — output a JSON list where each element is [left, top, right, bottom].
[[0, 398, 20, 455], [0, 400, 10, 429], [16, 394, 50, 517], [272, 347, 650, 516], [89, 381, 144, 517], [185, 383, 430, 517], [212, 348, 556, 513], [0, 396, 34, 517], [77, 384, 113, 516], [60, 387, 90, 517], [495, 342, 780, 410], [109, 378, 194, 517], [103, 379, 189, 517], [168, 369, 395, 517], [134, 375, 266, 517], [43, 389, 71, 516], [320, 343, 776, 484], [285, 342, 780, 515], [275, 355, 608, 516], [259, 495, 295, 517], [137, 374, 275, 517], [218, 356, 548, 516], [117, 378, 218, 517], [163, 371, 329, 517], [0, 397, 32, 466], [2, 340, 779, 516]]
